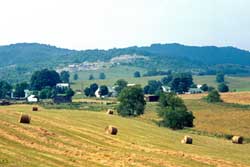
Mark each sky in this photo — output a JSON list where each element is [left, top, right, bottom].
[[0, 0, 249, 50]]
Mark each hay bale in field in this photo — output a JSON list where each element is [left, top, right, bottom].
[[20, 114, 31, 124], [232, 136, 243, 144], [32, 107, 38, 111], [105, 125, 118, 135], [106, 109, 114, 115], [181, 136, 192, 144]]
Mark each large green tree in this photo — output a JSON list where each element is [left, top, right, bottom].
[[30, 69, 61, 90], [117, 86, 146, 117], [158, 93, 194, 129], [170, 73, 193, 94]]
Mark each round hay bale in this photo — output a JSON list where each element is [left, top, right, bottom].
[[106, 109, 114, 115], [20, 114, 31, 124], [32, 107, 38, 111], [105, 125, 118, 135], [181, 135, 192, 144], [232, 136, 243, 144]]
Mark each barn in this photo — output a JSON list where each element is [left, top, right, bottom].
[[145, 95, 160, 102]]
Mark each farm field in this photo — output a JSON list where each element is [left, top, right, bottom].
[[1, 102, 250, 167], [184, 99, 250, 139], [180, 91, 250, 105]]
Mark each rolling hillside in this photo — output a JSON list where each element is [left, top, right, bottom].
[[0, 103, 250, 167], [1, 43, 250, 83]]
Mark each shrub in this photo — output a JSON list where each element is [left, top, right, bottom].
[[205, 90, 222, 103]]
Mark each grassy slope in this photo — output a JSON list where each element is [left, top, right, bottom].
[[1, 104, 250, 167], [185, 99, 250, 138]]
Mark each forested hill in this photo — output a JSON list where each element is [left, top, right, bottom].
[[139, 43, 250, 66], [1, 42, 250, 82], [0, 43, 75, 67]]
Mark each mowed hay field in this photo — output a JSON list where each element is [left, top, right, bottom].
[[1, 105, 250, 166]]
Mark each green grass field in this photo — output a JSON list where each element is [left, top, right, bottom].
[[1, 100, 250, 167]]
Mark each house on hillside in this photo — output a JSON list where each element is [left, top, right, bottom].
[[161, 86, 171, 93], [95, 86, 117, 98], [27, 95, 39, 103]]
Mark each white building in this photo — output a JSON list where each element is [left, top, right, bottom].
[[56, 83, 70, 88], [161, 86, 171, 93], [27, 95, 39, 103]]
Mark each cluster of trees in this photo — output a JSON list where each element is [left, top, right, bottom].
[[30, 69, 74, 99], [0, 69, 75, 100], [115, 80, 195, 130]]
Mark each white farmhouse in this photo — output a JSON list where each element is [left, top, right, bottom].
[[27, 95, 39, 103], [56, 83, 70, 88]]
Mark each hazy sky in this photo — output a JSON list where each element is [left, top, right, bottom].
[[0, 0, 249, 50]]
